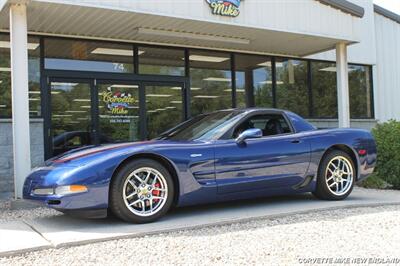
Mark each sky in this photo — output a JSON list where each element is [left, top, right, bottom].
[[373, 0, 400, 15]]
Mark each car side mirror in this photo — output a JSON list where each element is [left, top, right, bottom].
[[235, 128, 262, 144]]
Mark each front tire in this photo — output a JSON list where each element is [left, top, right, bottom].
[[313, 150, 355, 200], [109, 159, 174, 223]]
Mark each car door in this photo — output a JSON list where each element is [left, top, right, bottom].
[[214, 114, 311, 194]]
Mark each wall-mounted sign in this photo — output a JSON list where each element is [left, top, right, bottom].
[[101, 87, 136, 115], [206, 0, 242, 17]]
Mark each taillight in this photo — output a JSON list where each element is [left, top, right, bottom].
[[358, 149, 367, 156]]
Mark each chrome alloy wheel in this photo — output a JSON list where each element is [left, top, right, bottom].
[[325, 156, 354, 196], [122, 167, 168, 217]]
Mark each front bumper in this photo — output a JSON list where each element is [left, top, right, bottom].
[[23, 167, 109, 218]]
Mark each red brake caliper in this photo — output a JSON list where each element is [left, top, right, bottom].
[[152, 183, 161, 203]]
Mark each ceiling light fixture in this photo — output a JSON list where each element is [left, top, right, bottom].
[[146, 94, 172, 97], [189, 55, 229, 63], [51, 82, 78, 87], [91, 48, 144, 56], [203, 77, 231, 82], [193, 95, 220, 99], [257, 62, 283, 67], [0, 41, 39, 50], [319, 67, 357, 72], [0, 67, 11, 72], [66, 110, 87, 113], [73, 99, 91, 102], [134, 28, 250, 45], [109, 84, 139, 89]]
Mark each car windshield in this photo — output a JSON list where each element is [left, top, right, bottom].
[[157, 110, 245, 141]]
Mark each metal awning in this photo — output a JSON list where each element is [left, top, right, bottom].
[[0, 1, 356, 57]]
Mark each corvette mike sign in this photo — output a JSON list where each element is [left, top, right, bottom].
[[206, 0, 242, 17]]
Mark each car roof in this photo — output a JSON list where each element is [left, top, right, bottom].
[[214, 107, 289, 114]]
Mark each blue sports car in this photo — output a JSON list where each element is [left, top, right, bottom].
[[23, 108, 376, 223]]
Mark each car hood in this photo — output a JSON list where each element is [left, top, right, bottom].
[[47, 139, 200, 166]]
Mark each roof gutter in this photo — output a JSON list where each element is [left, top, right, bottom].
[[374, 4, 400, 24], [316, 0, 364, 18]]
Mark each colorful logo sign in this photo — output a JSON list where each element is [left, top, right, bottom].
[[101, 87, 135, 115], [206, 0, 242, 17]]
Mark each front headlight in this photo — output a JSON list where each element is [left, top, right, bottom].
[[33, 185, 88, 196], [33, 188, 54, 195], [55, 185, 88, 195]]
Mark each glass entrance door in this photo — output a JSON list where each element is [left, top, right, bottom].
[[145, 84, 184, 139], [97, 83, 141, 143], [49, 80, 94, 157]]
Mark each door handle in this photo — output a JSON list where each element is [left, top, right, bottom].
[[291, 139, 301, 144]]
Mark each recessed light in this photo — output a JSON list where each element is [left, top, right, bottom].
[[66, 110, 87, 113], [146, 94, 172, 97], [91, 48, 144, 56], [258, 80, 284, 85], [257, 61, 271, 67], [51, 82, 78, 87], [73, 99, 91, 102], [189, 55, 229, 63], [203, 77, 231, 82], [0, 41, 39, 50], [53, 114, 72, 117], [170, 100, 182, 104], [193, 95, 220, 99], [109, 84, 139, 89], [0, 67, 11, 72]]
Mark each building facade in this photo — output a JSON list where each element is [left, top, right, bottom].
[[0, 0, 399, 196]]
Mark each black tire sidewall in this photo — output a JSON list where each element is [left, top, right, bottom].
[[315, 150, 355, 200], [109, 159, 175, 223]]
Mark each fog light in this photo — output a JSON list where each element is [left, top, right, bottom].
[[55, 185, 88, 195], [33, 188, 54, 195]]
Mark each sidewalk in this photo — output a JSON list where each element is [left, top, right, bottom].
[[1, 187, 400, 257]]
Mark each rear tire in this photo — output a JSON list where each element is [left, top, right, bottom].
[[109, 159, 174, 223], [313, 150, 355, 200]]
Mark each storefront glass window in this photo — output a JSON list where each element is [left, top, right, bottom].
[[349, 65, 373, 118], [146, 85, 183, 139], [275, 59, 308, 117], [44, 38, 133, 73], [235, 54, 272, 108], [0, 34, 41, 118], [139, 46, 185, 76], [190, 50, 232, 116], [311, 61, 338, 118]]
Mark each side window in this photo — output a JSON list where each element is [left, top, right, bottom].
[[232, 114, 292, 138]]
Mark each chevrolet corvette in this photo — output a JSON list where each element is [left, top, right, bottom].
[[23, 108, 376, 223]]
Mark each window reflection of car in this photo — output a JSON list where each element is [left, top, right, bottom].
[[52, 131, 113, 156]]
